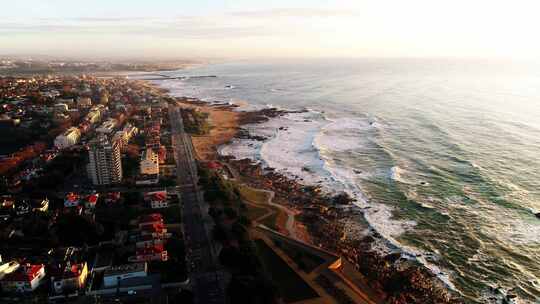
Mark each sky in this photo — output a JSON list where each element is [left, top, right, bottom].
[[2, 0, 540, 60]]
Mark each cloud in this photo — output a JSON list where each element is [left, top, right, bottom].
[[0, 14, 279, 39], [69, 17, 152, 22], [230, 8, 360, 18], [0, 7, 358, 33], [0, 8, 322, 39], [0, 23, 84, 33]]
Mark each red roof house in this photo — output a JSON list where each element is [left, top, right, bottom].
[[0, 264, 46, 293]]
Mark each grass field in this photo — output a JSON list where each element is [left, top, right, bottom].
[[259, 211, 280, 230], [245, 204, 270, 221], [236, 183, 284, 230], [236, 183, 273, 204], [255, 239, 319, 303]]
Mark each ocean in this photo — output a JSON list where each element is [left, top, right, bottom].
[[154, 58, 540, 303]]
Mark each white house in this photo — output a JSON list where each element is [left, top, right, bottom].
[[52, 262, 89, 294], [85, 105, 105, 124], [77, 97, 92, 108], [144, 191, 168, 209], [140, 148, 159, 175], [64, 193, 80, 208], [103, 263, 147, 288], [112, 123, 138, 151], [84, 194, 99, 209], [0, 260, 20, 280], [54, 127, 81, 149], [33, 198, 49, 212], [0, 264, 46, 293], [96, 118, 118, 134]]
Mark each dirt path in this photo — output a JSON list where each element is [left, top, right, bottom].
[[264, 192, 299, 240], [240, 186, 299, 239]]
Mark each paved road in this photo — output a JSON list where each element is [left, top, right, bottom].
[[59, 186, 177, 196], [169, 105, 226, 304]]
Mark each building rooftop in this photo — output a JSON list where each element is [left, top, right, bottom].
[[104, 263, 146, 277], [86, 194, 99, 205], [2, 264, 43, 282], [144, 191, 167, 202], [65, 192, 80, 204], [62, 263, 85, 279], [140, 223, 166, 233]]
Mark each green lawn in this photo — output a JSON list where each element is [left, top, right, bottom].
[[255, 239, 319, 303], [245, 204, 270, 221], [259, 210, 279, 231], [236, 183, 272, 204]]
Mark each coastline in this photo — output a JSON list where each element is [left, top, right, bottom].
[[174, 97, 464, 304]]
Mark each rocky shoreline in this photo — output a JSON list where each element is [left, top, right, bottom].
[[179, 98, 465, 303], [222, 156, 463, 304]]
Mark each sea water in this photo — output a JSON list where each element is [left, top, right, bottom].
[[156, 58, 540, 303]]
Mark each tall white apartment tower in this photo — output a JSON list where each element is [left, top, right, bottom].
[[87, 135, 123, 185]]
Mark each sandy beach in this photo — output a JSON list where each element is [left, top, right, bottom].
[[177, 99, 315, 244], [175, 97, 462, 304], [176, 100, 240, 160]]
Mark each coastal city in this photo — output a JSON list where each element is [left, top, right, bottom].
[[2, 1, 540, 304], [0, 73, 192, 303], [0, 62, 470, 304]]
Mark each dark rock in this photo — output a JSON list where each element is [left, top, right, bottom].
[[385, 252, 402, 264], [333, 192, 353, 205]]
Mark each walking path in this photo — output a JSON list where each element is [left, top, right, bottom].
[[238, 184, 299, 239]]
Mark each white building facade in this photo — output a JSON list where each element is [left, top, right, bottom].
[[140, 148, 159, 175], [103, 263, 147, 288], [87, 136, 123, 185], [54, 127, 81, 149]]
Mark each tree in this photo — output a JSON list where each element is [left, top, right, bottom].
[[212, 224, 228, 242], [54, 214, 100, 246], [238, 215, 252, 227], [224, 207, 238, 219]]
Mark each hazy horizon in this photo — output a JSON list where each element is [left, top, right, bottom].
[[2, 0, 540, 60]]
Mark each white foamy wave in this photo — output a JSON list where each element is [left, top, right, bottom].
[[240, 111, 419, 242], [316, 162, 417, 239], [361, 203, 417, 239], [462, 186, 540, 245], [220, 109, 418, 241], [483, 212, 540, 245], [215, 108, 470, 293], [157, 75, 450, 292], [390, 166, 403, 181], [218, 138, 262, 160], [389, 165, 428, 186], [258, 111, 333, 185], [313, 117, 374, 153]]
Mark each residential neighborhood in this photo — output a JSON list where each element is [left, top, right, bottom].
[[0, 74, 191, 303]]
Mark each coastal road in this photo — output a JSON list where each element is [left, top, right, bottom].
[[169, 105, 226, 304]]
